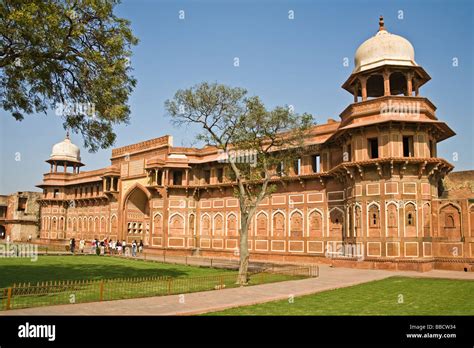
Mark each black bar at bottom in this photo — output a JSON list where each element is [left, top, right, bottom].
[[0, 316, 471, 347]]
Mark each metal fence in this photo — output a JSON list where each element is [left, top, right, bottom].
[[0, 265, 318, 311]]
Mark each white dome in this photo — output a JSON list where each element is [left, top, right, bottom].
[[353, 23, 417, 73], [49, 135, 81, 163]]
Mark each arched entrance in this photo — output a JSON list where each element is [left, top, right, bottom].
[[124, 187, 150, 244]]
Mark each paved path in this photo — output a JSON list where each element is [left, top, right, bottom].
[[2, 266, 472, 316]]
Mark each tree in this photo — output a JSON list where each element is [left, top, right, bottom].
[[165, 82, 313, 284], [1, 0, 138, 151]]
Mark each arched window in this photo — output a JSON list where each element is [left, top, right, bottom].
[[290, 211, 303, 238], [329, 209, 344, 238], [272, 212, 285, 238], [368, 204, 380, 228], [308, 210, 323, 238], [227, 214, 238, 236], [389, 72, 407, 96], [439, 204, 461, 238], [110, 215, 118, 234], [213, 214, 224, 236], [169, 214, 185, 235], [405, 203, 417, 235], [445, 214, 455, 228], [256, 213, 268, 237], [153, 214, 162, 235], [201, 215, 211, 236], [188, 214, 195, 235], [407, 213, 413, 225], [366, 74, 384, 98]]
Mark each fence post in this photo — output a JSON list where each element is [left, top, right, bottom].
[[220, 275, 223, 289], [99, 281, 104, 301], [5, 287, 12, 310]]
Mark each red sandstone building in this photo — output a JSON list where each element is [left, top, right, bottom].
[[37, 18, 474, 271], [0, 192, 41, 241]]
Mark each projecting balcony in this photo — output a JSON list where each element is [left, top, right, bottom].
[[329, 157, 453, 181], [339, 96, 437, 126]]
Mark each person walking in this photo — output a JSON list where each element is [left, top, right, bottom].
[[131, 240, 137, 257], [138, 239, 144, 254], [70, 238, 76, 254], [122, 239, 127, 256], [90, 239, 96, 254], [79, 239, 85, 253], [116, 240, 122, 255], [109, 239, 114, 255]]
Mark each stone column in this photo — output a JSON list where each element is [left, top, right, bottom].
[[185, 169, 189, 186], [360, 77, 367, 101], [353, 81, 359, 103], [406, 72, 413, 96], [383, 70, 391, 96], [103, 178, 107, 192]]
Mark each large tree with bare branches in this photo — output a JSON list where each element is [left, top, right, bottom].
[[165, 82, 313, 284]]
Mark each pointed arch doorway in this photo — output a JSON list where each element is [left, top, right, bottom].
[[123, 186, 151, 245]]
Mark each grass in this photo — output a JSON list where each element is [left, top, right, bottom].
[[0, 255, 306, 311], [0, 254, 233, 287], [205, 276, 474, 316]]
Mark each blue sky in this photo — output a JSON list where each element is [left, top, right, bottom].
[[0, 0, 473, 194]]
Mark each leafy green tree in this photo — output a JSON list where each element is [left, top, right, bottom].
[[166, 82, 313, 284], [1, 0, 138, 151]]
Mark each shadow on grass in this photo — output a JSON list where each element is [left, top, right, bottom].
[[0, 264, 191, 287]]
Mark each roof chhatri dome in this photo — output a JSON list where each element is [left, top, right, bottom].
[[353, 16, 417, 73], [49, 132, 82, 164]]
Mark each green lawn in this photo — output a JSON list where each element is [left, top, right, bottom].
[[206, 276, 474, 315], [0, 255, 233, 287], [0, 255, 305, 311]]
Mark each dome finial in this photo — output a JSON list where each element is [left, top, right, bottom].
[[379, 15, 385, 31], [66, 129, 70, 139]]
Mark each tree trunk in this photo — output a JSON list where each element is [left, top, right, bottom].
[[237, 216, 250, 285]]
